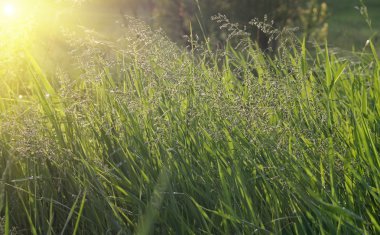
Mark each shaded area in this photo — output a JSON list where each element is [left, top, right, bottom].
[[327, 0, 380, 50]]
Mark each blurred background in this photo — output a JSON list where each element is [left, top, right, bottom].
[[1, 0, 379, 74], [71, 0, 379, 50], [2, 0, 379, 49]]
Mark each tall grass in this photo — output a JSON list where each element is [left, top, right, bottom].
[[0, 18, 379, 234]]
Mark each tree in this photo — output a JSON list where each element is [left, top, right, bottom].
[[85, 0, 328, 50], [151, 0, 327, 50]]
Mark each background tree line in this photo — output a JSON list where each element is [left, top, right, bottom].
[[94, 0, 328, 49]]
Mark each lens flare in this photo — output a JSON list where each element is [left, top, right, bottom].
[[3, 3, 15, 17]]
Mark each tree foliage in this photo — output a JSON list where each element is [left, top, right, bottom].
[[80, 0, 329, 49]]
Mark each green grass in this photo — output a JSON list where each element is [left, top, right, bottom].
[[1, 17, 380, 234]]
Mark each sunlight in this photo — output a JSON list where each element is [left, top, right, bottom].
[[3, 3, 15, 17]]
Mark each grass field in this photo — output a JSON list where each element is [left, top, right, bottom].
[[1, 2, 380, 235]]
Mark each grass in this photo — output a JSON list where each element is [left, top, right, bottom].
[[0, 16, 380, 234]]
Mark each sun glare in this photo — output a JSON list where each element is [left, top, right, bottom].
[[3, 3, 15, 17]]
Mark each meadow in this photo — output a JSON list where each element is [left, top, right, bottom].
[[1, 2, 380, 235]]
